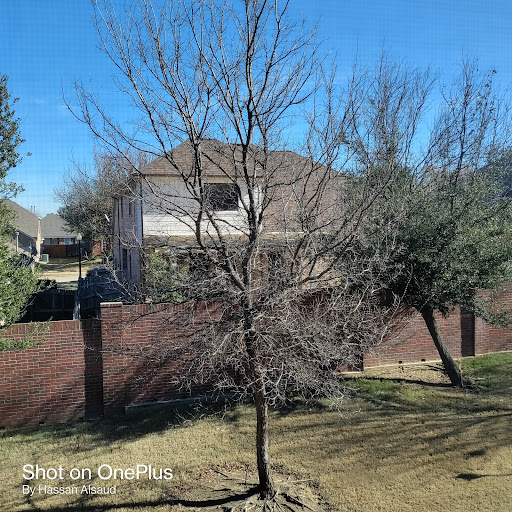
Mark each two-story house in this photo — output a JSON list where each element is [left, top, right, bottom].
[[112, 139, 339, 289]]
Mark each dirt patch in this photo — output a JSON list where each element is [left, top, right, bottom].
[[174, 468, 327, 511]]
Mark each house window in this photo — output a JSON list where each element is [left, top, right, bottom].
[[204, 183, 240, 211], [122, 248, 128, 271]]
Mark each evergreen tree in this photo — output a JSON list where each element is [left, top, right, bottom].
[[0, 75, 41, 346], [374, 165, 512, 386]]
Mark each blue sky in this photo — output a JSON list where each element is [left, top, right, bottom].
[[2, 0, 512, 216]]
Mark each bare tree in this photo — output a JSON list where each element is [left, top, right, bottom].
[[55, 150, 148, 247], [67, 1, 434, 503]]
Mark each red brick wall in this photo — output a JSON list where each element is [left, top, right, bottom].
[[0, 319, 101, 429], [364, 307, 468, 367], [474, 316, 512, 355], [2, 296, 512, 428], [364, 305, 512, 368], [0, 302, 225, 428], [83, 319, 104, 419], [100, 301, 224, 416], [474, 285, 512, 355]]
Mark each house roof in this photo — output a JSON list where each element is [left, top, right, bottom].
[[2, 199, 40, 239], [139, 139, 333, 185], [140, 139, 260, 179], [41, 213, 77, 239]]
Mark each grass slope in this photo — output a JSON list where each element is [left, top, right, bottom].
[[1, 353, 511, 511]]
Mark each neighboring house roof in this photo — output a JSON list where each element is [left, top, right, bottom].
[[140, 139, 247, 178], [2, 199, 40, 239], [41, 213, 77, 239], [139, 139, 323, 182]]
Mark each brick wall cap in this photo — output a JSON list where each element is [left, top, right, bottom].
[[100, 302, 124, 308]]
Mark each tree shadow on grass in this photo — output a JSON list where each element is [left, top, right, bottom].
[[272, 396, 333, 418], [97, 396, 247, 440], [2, 395, 250, 459], [269, 402, 512, 475], [18, 487, 260, 512], [456, 472, 512, 481], [347, 375, 455, 389]]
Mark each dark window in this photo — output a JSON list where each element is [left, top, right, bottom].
[[204, 183, 240, 211], [122, 248, 128, 271]]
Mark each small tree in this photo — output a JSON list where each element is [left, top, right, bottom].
[[362, 62, 512, 387], [0, 75, 24, 197], [0, 216, 42, 333], [55, 150, 147, 246], [0, 75, 42, 346]]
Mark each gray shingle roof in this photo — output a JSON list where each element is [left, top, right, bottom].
[[41, 213, 77, 239], [2, 199, 40, 239]]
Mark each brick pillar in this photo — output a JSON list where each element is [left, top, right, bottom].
[[100, 302, 127, 417], [82, 318, 104, 419], [460, 309, 475, 357], [474, 315, 488, 355]]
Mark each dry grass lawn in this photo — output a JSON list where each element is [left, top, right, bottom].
[[38, 257, 103, 276], [1, 354, 511, 511]]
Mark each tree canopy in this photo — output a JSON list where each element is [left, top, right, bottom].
[[361, 63, 512, 386], [55, 151, 139, 243], [0, 75, 42, 345], [0, 75, 24, 197]]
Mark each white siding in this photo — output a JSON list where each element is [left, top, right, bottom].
[[113, 183, 143, 286], [142, 178, 260, 239]]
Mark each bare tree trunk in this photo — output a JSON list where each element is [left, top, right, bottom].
[[253, 378, 275, 500], [244, 318, 275, 499], [421, 306, 464, 387]]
